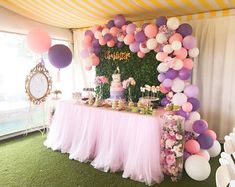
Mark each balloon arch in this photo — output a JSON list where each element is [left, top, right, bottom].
[[81, 15, 220, 180]]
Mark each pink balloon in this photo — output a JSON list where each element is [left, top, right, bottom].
[[107, 40, 115, 47], [92, 25, 102, 32], [185, 140, 200, 154], [99, 37, 106, 45], [27, 28, 51, 54], [197, 150, 210, 161], [183, 35, 197, 49], [122, 25, 127, 31], [85, 66, 92, 71], [183, 58, 194, 69], [144, 24, 158, 38], [203, 129, 217, 141], [156, 52, 168, 61], [160, 83, 170, 94], [174, 47, 188, 60], [169, 33, 183, 44], [110, 27, 119, 37], [91, 55, 100, 66], [182, 102, 193, 112], [124, 34, 135, 45], [137, 51, 145, 58]]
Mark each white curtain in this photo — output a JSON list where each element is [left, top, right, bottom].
[[190, 16, 235, 140]]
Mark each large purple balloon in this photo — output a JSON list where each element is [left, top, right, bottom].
[[92, 39, 100, 48], [183, 151, 191, 161], [107, 20, 114, 29], [176, 23, 193, 37], [135, 31, 146, 43], [179, 68, 191, 80], [157, 73, 166, 82], [93, 47, 100, 55], [176, 109, 190, 120], [48, 44, 72, 69], [165, 69, 178, 79], [129, 42, 140, 53], [183, 35, 197, 49], [161, 97, 170, 106], [114, 14, 126, 28], [187, 97, 200, 111], [156, 16, 167, 27], [104, 33, 113, 41], [197, 134, 214, 149], [85, 30, 94, 38], [193, 120, 208, 134]]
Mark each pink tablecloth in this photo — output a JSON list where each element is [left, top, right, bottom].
[[44, 101, 164, 185]]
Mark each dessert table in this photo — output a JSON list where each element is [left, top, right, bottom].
[[44, 100, 165, 185]]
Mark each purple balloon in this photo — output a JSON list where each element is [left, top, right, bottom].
[[117, 42, 124, 48], [129, 41, 140, 53], [183, 151, 191, 161], [85, 30, 94, 38], [156, 16, 167, 27], [176, 23, 193, 37], [161, 97, 170, 106], [92, 39, 99, 48], [48, 44, 72, 69], [126, 23, 136, 34], [183, 35, 197, 49], [114, 14, 126, 28], [179, 68, 191, 80], [88, 47, 94, 53], [163, 78, 173, 87], [157, 73, 166, 82], [176, 109, 190, 120], [187, 97, 200, 111], [135, 31, 146, 43], [193, 120, 208, 134], [142, 23, 149, 30], [184, 85, 199, 98], [107, 20, 114, 29], [93, 47, 100, 55], [104, 33, 113, 41], [165, 69, 178, 79], [81, 49, 89, 58], [197, 134, 214, 149]]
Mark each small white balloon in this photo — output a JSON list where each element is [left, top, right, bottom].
[[167, 17, 180, 30], [189, 47, 199, 58], [207, 140, 221, 157], [172, 93, 187, 106], [172, 78, 185, 93], [198, 149, 210, 161], [139, 43, 150, 53], [171, 41, 182, 50], [102, 28, 110, 36], [185, 119, 194, 132], [94, 31, 102, 39], [163, 44, 173, 54], [146, 38, 158, 50], [117, 35, 124, 42], [157, 63, 169, 73], [185, 155, 211, 181], [173, 59, 183, 70], [156, 33, 167, 44], [189, 111, 201, 121]]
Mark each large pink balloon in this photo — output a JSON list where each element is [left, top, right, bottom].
[[144, 24, 158, 38], [27, 28, 51, 54]]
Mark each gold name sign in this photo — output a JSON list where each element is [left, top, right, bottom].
[[104, 51, 131, 61]]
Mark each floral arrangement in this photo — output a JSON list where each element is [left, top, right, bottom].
[[122, 77, 136, 101], [160, 113, 185, 182], [94, 75, 108, 100], [140, 85, 160, 99]]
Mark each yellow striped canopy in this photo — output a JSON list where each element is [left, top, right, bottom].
[[0, 0, 235, 28]]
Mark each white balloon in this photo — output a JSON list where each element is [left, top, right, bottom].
[[171, 41, 182, 50], [167, 17, 180, 30], [184, 119, 194, 132], [198, 149, 210, 161], [185, 155, 211, 181], [173, 59, 183, 70], [172, 93, 187, 106], [117, 35, 124, 42], [163, 44, 173, 54], [156, 33, 167, 44], [189, 111, 201, 121], [146, 38, 158, 50], [207, 140, 221, 157], [172, 78, 185, 93], [94, 31, 102, 39], [157, 63, 169, 73], [139, 43, 150, 53], [102, 28, 110, 36], [189, 47, 199, 58]]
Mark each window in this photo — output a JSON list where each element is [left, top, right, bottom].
[[0, 32, 73, 136]]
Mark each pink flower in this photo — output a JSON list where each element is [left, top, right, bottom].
[[165, 139, 175, 149], [100, 76, 108, 84], [166, 154, 176, 165], [122, 80, 129, 89]]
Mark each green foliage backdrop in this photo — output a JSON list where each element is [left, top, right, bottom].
[[96, 45, 161, 102]]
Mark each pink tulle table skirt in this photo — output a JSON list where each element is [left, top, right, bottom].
[[44, 101, 165, 185]]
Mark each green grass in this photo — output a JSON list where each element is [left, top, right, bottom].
[[0, 132, 220, 187]]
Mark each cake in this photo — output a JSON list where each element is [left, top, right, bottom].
[[110, 68, 125, 99]]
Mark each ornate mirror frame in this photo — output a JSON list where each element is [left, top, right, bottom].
[[25, 63, 52, 105]]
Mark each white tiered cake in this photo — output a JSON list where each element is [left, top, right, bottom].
[[110, 67, 125, 99]]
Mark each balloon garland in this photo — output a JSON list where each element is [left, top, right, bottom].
[[81, 14, 220, 181]]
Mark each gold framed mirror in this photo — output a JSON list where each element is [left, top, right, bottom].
[[25, 63, 52, 105]]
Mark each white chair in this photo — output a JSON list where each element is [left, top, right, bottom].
[[229, 180, 235, 187], [224, 140, 235, 154], [216, 165, 232, 187]]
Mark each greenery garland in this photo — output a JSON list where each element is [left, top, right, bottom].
[[96, 45, 163, 102]]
